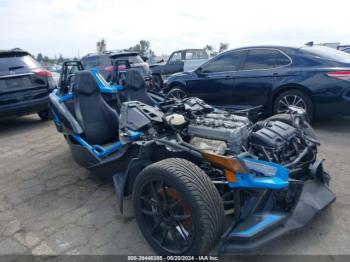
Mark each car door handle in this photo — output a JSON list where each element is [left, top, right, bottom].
[[273, 72, 280, 76]]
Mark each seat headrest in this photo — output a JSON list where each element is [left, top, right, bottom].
[[75, 71, 99, 95], [125, 69, 145, 90]]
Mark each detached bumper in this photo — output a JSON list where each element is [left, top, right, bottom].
[[219, 179, 336, 254]]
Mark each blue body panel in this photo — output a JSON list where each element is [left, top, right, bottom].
[[58, 93, 73, 103], [89, 69, 124, 93], [228, 158, 289, 189], [230, 213, 286, 238], [71, 131, 141, 159]]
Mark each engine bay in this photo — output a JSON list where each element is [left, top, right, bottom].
[[119, 97, 318, 178]]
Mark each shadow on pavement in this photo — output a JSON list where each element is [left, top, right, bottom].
[[0, 115, 49, 135], [313, 116, 350, 132]]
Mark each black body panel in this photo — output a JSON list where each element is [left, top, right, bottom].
[[220, 179, 336, 253]]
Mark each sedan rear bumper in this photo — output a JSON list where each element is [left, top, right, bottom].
[[0, 95, 49, 118]]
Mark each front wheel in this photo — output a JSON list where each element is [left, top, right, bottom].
[[133, 158, 224, 255], [274, 90, 314, 121]]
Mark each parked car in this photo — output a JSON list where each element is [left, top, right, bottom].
[[0, 49, 55, 120], [150, 49, 209, 88], [80, 50, 150, 82], [44, 65, 61, 85], [342, 48, 350, 54], [165, 45, 350, 120]]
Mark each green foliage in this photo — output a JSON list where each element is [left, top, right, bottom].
[[219, 43, 229, 53], [35, 53, 68, 65], [128, 40, 155, 57], [204, 43, 230, 56]]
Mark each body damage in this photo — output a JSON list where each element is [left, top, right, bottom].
[[49, 68, 335, 255]]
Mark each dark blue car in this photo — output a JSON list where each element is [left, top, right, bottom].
[[164, 45, 350, 120]]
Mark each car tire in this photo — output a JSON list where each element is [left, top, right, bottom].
[[274, 90, 314, 121], [38, 110, 51, 121], [165, 86, 189, 101], [133, 158, 225, 255]]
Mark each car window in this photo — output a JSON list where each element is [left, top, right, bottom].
[[81, 56, 101, 69], [201, 52, 242, 73], [242, 49, 289, 70], [185, 50, 208, 60], [300, 45, 350, 63], [168, 52, 182, 64], [127, 55, 144, 64], [0, 54, 41, 72], [112, 54, 144, 65], [275, 51, 291, 66]]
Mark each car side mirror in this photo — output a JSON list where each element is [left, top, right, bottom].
[[196, 67, 205, 76]]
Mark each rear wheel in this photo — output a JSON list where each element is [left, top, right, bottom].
[[133, 158, 224, 255], [38, 110, 51, 121], [274, 90, 314, 121]]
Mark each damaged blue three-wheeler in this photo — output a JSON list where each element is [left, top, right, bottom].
[[49, 62, 335, 255]]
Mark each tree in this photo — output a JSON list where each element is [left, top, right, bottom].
[[57, 54, 64, 64], [43, 56, 50, 63], [36, 53, 43, 62], [219, 43, 229, 53], [204, 45, 217, 57], [129, 40, 155, 57]]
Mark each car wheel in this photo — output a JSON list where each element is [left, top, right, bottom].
[[274, 90, 314, 121], [165, 86, 188, 101], [133, 158, 224, 255], [38, 110, 51, 121]]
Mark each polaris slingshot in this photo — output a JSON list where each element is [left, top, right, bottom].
[[49, 65, 335, 255]]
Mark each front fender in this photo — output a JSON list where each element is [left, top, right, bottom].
[[113, 157, 151, 214]]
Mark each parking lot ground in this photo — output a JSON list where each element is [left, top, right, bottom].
[[0, 115, 349, 255]]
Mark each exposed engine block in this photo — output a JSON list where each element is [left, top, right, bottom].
[[188, 113, 251, 154]]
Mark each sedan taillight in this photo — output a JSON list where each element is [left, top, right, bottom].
[[33, 69, 52, 77], [104, 66, 113, 72], [326, 71, 350, 81]]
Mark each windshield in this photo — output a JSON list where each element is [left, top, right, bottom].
[[0, 54, 41, 72], [185, 50, 208, 60], [112, 54, 144, 65], [300, 45, 350, 63]]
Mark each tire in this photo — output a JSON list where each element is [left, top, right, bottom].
[[165, 86, 189, 101], [38, 110, 51, 121], [133, 158, 224, 255], [266, 113, 317, 140], [274, 90, 314, 121]]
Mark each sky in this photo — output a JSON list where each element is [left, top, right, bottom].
[[0, 0, 349, 58]]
